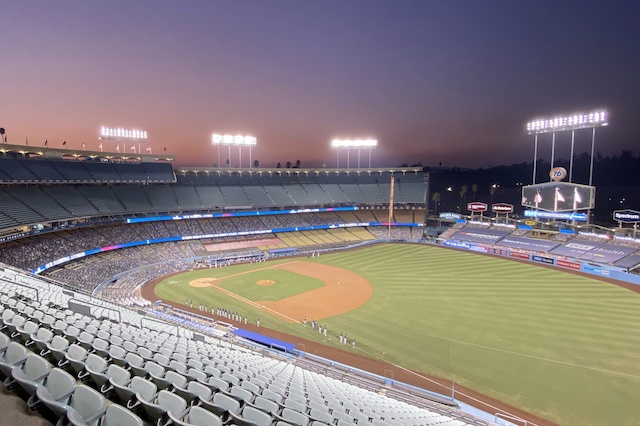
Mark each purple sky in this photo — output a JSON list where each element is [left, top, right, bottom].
[[2, 1, 639, 168]]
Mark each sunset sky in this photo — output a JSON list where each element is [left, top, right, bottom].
[[2, 1, 639, 168]]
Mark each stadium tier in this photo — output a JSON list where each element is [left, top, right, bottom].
[[0, 156, 426, 233]]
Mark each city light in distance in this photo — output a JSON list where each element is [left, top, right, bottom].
[[99, 127, 148, 140], [526, 110, 608, 134], [331, 139, 378, 148], [211, 134, 257, 146]]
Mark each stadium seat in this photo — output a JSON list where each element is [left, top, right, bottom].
[[228, 404, 274, 426], [30, 326, 55, 352], [137, 389, 188, 424], [168, 405, 223, 426], [111, 375, 156, 407], [172, 379, 212, 404], [8, 352, 52, 399], [0, 341, 28, 380], [45, 335, 70, 363]]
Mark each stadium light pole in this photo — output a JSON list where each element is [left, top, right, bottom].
[[212, 134, 257, 168], [331, 139, 378, 169], [526, 109, 608, 184], [99, 127, 148, 154]]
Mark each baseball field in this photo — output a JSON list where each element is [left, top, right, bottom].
[[151, 243, 640, 426]]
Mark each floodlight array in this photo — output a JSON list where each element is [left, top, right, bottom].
[[211, 134, 257, 146], [331, 139, 378, 148], [100, 127, 147, 140], [526, 110, 607, 134]]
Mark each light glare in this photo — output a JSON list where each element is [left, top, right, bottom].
[[526, 109, 608, 134]]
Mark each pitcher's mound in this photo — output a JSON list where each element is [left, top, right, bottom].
[[189, 278, 219, 288], [257, 280, 276, 286]]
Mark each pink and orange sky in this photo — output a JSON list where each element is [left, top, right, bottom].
[[2, 1, 639, 168]]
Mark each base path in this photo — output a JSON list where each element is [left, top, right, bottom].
[[259, 261, 373, 322]]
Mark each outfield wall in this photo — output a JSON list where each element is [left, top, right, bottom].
[[439, 239, 640, 286]]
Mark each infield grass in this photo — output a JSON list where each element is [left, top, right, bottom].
[[153, 244, 640, 426]]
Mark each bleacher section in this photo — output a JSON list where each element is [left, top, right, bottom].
[[441, 223, 640, 271]]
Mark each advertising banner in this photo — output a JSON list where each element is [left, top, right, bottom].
[[509, 251, 530, 260], [557, 259, 581, 270], [613, 210, 640, 223], [531, 255, 555, 265]]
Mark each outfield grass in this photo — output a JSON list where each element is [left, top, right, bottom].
[[153, 244, 640, 426]]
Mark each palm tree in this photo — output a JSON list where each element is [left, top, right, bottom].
[[472, 183, 478, 201], [286, 161, 292, 168], [490, 184, 497, 206], [460, 185, 468, 210], [432, 192, 441, 215], [0, 128, 5, 143]]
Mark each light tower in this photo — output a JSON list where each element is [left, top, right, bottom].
[[526, 109, 608, 185], [330, 138, 377, 168], [99, 127, 148, 154], [211, 134, 257, 168]]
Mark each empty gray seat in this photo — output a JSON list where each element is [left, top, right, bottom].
[[101, 403, 144, 426], [0, 341, 28, 380], [61, 343, 88, 375], [8, 352, 52, 399], [173, 379, 212, 404], [199, 391, 241, 418], [137, 389, 188, 424], [45, 335, 70, 362], [27, 367, 76, 414], [111, 375, 156, 407], [39, 384, 106, 426], [168, 405, 223, 426], [228, 404, 274, 426], [253, 395, 281, 415], [30, 327, 55, 352]]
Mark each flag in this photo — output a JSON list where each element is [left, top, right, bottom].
[[131, 146, 136, 151], [82, 142, 85, 150], [62, 140, 67, 146], [534, 192, 542, 204], [146, 147, 152, 152], [574, 187, 582, 203], [45, 139, 48, 147], [116, 145, 120, 152], [555, 188, 565, 202], [98, 143, 103, 150]]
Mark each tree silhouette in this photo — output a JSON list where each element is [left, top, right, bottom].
[[253, 159, 259, 168], [472, 183, 478, 200], [459, 185, 468, 210], [490, 184, 497, 206], [276, 162, 281, 168], [432, 192, 441, 215], [0, 128, 5, 143], [286, 161, 292, 168], [295, 159, 301, 168]]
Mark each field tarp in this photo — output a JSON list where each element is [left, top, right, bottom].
[[450, 228, 510, 244], [496, 236, 561, 252], [552, 241, 638, 264]]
